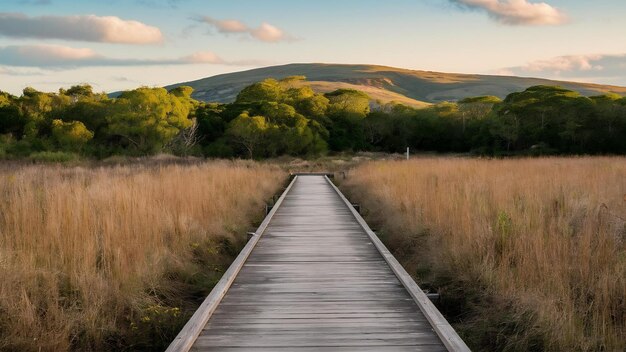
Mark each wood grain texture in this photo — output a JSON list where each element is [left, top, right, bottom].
[[186, 176, 459, 351]]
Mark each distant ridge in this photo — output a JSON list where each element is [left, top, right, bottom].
[[155, 63, 626, 106]]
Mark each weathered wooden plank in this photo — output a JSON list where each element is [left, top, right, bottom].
[[202, 321, 436, 330], [216, 300, 419, 307], [208, 312, 428, 319], [192, 346, 446, 352], [205, 306, 420, 313], [193, 333, 443, 347], [194, 338, 443, 348]]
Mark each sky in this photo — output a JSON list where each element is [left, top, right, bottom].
[[1, 0, 625, 95]]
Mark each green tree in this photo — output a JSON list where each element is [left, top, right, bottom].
[[19, 87, 58, 139], [458, 96, 501, 133], [589, 94, 626, 153], [283, 85, 315, 104], [363, 111, 392, 147], [490, 86, 594, 153], [0, 92, 24, 137], [168, 86, 194, 99], [61, 84, 95, 101], [226, 112, 268, 158], [51, 119, 94, 150], [106, 87, 193, 154], [325, 89, 370, 118], [489, 112, 520, 152], [261, 102, 299, 125], [196, 103, 227, 146], [323, 89, 370, 151], [279, 75, 307, 85], [0, 91, 15, 107], [295, 94, 330, 121], [236, 79, 283, 103]]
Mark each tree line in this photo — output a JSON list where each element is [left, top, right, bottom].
[[1, 76, 625, 160]]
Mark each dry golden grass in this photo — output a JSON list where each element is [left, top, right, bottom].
[[0, 161, 285, 351], [344, 157, 625, 351]]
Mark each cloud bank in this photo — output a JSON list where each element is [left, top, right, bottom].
[[0, 44, 262, 68], [451, 0, 567, 25], [500, 54, 626, 84], [199, 17, 293, 42], [0, 13, 163, 44], [520, 55, 605, 73], [181, 51, 224, 64], [0, 45, 99, 67]]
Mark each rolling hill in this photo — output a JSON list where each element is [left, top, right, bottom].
[[163, 63, 626, 107]]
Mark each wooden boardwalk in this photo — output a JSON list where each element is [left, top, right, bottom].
[[167, 175, 469, 352]]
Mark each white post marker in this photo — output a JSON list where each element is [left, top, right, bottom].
[[406, 147, 410, 160]]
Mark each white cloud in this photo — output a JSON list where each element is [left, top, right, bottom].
[[203, 18, 248, 33], [198, 16, 293, 42], [250, 22, 288, 42], [0, 45, 100, 67], [451, 0, 567, 25], [500, 54, 626, 85], [0, 13, 163, 44], [522, 55, 604, 73], [0, 44, 250, 68], [0, 66, 44, 76], [181, 51, 224, 64]]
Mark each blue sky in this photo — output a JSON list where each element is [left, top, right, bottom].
[[1, 0, 625, 94]]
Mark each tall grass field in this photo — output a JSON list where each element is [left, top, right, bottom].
[[0, 161, 285, 351], [343, 157, 625, 351]]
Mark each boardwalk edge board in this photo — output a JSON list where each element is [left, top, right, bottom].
[[324, 176, 471, 352], [164, 175, 299, 352]]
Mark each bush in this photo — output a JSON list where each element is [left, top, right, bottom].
[[29, 151, 80, 163], [126, 305, 186, 350], [203, 138, 234, 158], [51, 119, 94, 150], [0, 134, 10, 159], [525, 142, 557, 156]]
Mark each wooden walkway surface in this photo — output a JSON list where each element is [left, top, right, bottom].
[[167, 175, 469, 352]]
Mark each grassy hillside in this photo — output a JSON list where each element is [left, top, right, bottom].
[[164, 63, 626, 105]]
